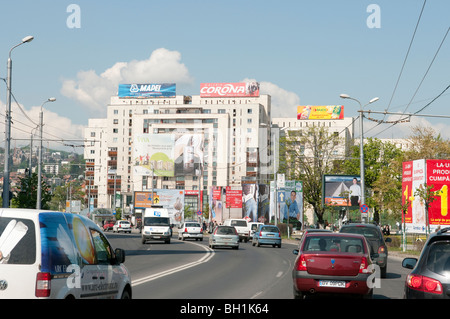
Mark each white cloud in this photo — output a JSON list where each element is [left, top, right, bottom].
[[242, 78, 300, 118], [0, 100, 85, 153], [61, 48, 194, 116]]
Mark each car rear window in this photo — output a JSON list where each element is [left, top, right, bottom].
[[216, 227, 236, 235], [426, 241, 450, 276], [303, 236, 364, 253], [261, 226, 278, 233], [0, 217, 36, 265], [186, 223, 200, 227], [340, 226, 380, 240], [231, 220, 247, 227]]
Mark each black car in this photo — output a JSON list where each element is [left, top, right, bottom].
[[339, 223, 391, 278], [402, 227, 450, 299]]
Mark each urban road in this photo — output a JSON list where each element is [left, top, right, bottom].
[[106, 230, 413, 301]]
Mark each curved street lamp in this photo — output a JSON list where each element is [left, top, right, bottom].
[[37, 97, 56, 209], [339, 94, 379, 222], [3, 35, 34, 207]]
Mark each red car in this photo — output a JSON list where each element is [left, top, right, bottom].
[[292, 232, 378, 299], [103, 220, 115, 232]]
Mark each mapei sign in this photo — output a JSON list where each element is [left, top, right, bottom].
[[118, 83, 176, 98], [200, 82, 260, 98]]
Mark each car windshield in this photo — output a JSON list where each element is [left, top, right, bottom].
[[216, 227, 236, 235], [231, 220, 247, 227], [341, 226, 380, 240], [426, 241, 450, 276], [303, 236, 364, 253], [144, 217, 170, 226]]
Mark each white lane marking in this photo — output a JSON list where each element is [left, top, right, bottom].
[[131, 241, 214, 287], [276, 271, 283, 278]]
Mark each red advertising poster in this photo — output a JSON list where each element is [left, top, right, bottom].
[[225, 187, 242, 208], [212, 187, 222, 200], [426, 160, 450, 225], [402, 161, 413, 224], [200, 82, 260, 97]]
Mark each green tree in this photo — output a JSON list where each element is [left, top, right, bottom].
[[13, 173, 52, 209], [279, 126, 343, 227]]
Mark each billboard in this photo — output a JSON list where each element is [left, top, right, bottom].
[[297, 105, 344, 120], [225, 187, 242, 209], [118, 83, 176, 98], [402, 159, 450, 233], [134, 134, 175, 177], [323, 175, 361, 208], [403, 159, 450, 232], [200, 82, 260, 97], [174, 133, 204, 176], [134, 190, 184, 224]]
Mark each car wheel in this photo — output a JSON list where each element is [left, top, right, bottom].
[[252, 241, 256, 246], [380, 265, 387, 278], [233, 245, 239, 250], [293, 288, 304, 299], [121, 289, 131, 299]]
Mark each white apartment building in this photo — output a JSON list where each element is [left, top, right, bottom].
[[84, 84, 272, 212]]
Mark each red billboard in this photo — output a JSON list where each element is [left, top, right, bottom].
[[225, 187, 242, 208], [200, 82, 260, 97], [427, 160, 450, 226]]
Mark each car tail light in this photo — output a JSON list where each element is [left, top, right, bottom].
[[378, 245, 386, 254], [295, 254, 307, 271], [36, 272, 51, 297], [185, 228, 188, 233], [407, 274, 443, 294], [259, 231, 263, 237], [359, 257, 370, 274]]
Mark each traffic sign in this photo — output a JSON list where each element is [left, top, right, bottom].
[[360, 204, 369, 213]]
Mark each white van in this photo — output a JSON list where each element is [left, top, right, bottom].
[[0, 208, 132, 299], [223, 219, 250, 242], [142, 206, 171, 244]]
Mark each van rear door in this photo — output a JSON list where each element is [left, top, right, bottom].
[[0, 216, 39, 298]]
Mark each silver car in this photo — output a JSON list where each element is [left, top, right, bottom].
[[209, 226, 239, 250]]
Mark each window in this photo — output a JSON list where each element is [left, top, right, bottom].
[[90, 229, 113, 265]]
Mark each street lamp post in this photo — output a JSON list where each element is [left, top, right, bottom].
[[339, 94, 379, 223], [3, 35, 34, 207], [37, 97, 56, 209]]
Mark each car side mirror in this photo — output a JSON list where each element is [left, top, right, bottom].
[[385, 237, 392, 243], [115, 248, 126, 264], [402, 258, 417, 270], [292, 249, 299, 255]]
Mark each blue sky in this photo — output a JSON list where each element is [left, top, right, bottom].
[[0, 0, 449, 151]]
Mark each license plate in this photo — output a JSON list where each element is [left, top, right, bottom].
[[267, 234, 274, 237], [153, 236, 160, 239], [319, 280, 346, 288]]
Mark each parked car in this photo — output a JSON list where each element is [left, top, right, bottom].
[[103, 220, 115, 232], [0, 208, 132, 299], [178, 222, 203, 241], [113, 220, 132, 233], [252, 225, 282, 248], [340, 223, 391, 278], [402, 227, 450, 299], [292, 232, 378, 299], [248, 222, 264, 239], [209, 226, 239, 250]]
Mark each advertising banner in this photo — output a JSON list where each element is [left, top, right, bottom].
[[209, 186, 223, 223], [297, 105, 344, 120], [134, 190, 184, 224], [134, 134, 175, 177], [200, 82, 260, 97], [118, 83, 176, 98], [225, 187, 242, 209], [174, 133, 204, 176], [323, 175, 361, 208], [402, 159, 450, 233], [426, 160, 450, 226]]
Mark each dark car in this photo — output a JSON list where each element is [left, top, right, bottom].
[[402, 227, 450, 299], [292, 232, 378, 299], [340, 223, 391, 278]]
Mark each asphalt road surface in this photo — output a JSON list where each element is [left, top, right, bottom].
[[106, 231, 412, 300]]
